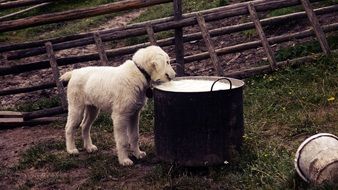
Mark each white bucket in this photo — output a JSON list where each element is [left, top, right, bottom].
[[294, 133, 338, 184]]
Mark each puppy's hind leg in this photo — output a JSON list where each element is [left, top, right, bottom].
[[128, 111, 146, 159], [65, 105, 84, 155], [81, 105, 99, 153], [112, 113, 134, 166]]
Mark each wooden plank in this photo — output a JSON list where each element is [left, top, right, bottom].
[[0, 111, 22, 118], [146, 24, 157, 45], [0, 117, 24, 124], [300, 0, 330, 54], [0, 0, 172, 32], [173, 0, 185, 76], [196, 13, 224, 76], [45, 42, 68, 111], [248, 3, 277, 70], [0, 116, 66, 129], [93, 32, 109, 66]]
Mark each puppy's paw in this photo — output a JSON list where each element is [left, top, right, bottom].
[[67, 148, 79, 155], [119, 158, 134, 166], [85, 144, 98, 153], [133, 150, 146, 159]]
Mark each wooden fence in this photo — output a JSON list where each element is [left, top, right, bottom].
[[0, 0, 337, 127]]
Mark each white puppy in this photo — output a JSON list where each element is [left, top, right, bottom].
[[60, 46, 176, 166]]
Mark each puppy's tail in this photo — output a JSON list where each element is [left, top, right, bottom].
[[60, 71, 72, 81]]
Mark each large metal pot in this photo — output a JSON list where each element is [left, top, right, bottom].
[[153, 76, 245, 166]]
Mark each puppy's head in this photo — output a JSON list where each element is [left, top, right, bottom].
[[132, 46, 176, 83]]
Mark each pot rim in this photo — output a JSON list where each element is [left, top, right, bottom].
[[154, 76, 245, 93]]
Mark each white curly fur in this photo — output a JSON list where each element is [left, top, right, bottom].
[[60, 46, 175, 166]]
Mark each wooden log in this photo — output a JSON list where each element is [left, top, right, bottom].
[[0, 2, 51, 21], [22, 106, 65, 120], [146, 24, 157, 45], [0, 81, 67, 96], [0, 116, 66, 128], [0, 111, 24, 127], [0, 111, 22, 118], [0, 117, 24, 127], [300, 0, 331, 54], [173, 0, 185, 76], [196, 13, 223, 76], [0, 0, 325, 53], [6, 27, 146, 60], [0, 53, 101, 76], [45, 42, 68, 110], [0, 0, 172, 32], [0, 0, 51, 9], [1, 22, 337, 77], [93, 32, 109, 66], [248, 3, 277, 70]]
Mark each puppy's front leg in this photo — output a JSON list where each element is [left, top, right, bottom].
[[112, 113, 133, 166], [128, 112, 146, 159]]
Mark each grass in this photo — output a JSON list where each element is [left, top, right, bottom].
[[0, 0, 118, 42], [14, 96, 60, 112], [275, 33, 338, 61]]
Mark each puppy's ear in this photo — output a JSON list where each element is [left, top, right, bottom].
[[150, 54, 163, 70]]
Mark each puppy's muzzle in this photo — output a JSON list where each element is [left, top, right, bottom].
[[165, 73, 172, 81]]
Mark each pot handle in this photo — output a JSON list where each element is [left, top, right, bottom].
[[210, 77, 232, 91]]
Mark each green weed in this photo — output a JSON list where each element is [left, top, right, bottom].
[[275, 34, 338, 61], [15, 96, 60, 112], [15, 140, 81, 172]]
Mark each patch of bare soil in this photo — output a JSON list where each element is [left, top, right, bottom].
[[0, 126, 63, 167], [0, 125, 155, 189]]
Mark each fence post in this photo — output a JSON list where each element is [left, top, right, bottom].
[[93, 32, 109, 66], [45, 42, 68, 111], [196, 13, 224, 76], [300, 0, 330, 55], [248, 3, 277, 70], [173, 0, 185, 76], [146, 23, 157, 45]]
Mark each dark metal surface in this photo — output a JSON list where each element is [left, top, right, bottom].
[[154, 76, 244, 166]]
